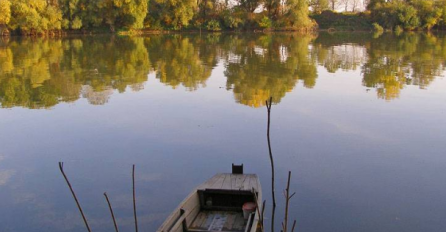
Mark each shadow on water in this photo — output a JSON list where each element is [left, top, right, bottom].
[[1, 32, 445, 109]]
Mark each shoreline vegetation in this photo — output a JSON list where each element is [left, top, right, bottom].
[[2, 0, 446, 37]]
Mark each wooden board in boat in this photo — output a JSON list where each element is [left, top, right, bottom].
[[189, 211, 246, 232], [198, 174, 259, 192]]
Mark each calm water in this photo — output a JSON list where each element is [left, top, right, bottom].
[[0, 32, 445, 232]]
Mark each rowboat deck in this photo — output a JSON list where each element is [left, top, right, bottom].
[[197, 173, 260, 192], [157, 165, 261, 232], [189, 211, 246, 232]]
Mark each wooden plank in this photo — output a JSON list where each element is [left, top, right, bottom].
[[157, 190, 199, 232], [230, 174, 237, 190], [191, 212, 207, 229], [202, 212, 215, 230], [209, 174, 227, 189], [242, 175, 252, 191], [198, 174, 221, 190], [221, 174, 232, 190], [235, 175, 247, 190], [223, 213, 235, 231], [169, 213, 186, 232]]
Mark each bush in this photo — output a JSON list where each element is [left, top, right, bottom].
[[258, 16, 272, 29], [372, 22, 384, 32], [394, 25, 403, 33], [222, 10, 243, 29], [205, 19, 221, 31]]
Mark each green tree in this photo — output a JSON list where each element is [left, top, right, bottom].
[[0, 0, 11, 26], [8, 0, 62, 35], [283, 0, 315, 30], [310, 0, 329, 13], [236, 0, 263, 13], [413, 0, 442, 30], [149, 0, 196, 29]]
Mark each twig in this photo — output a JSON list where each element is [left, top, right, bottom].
[[104, 192, 119, 232], [291, 220, 297, 232], [266, 97, 276, 232], [133, 165, 138, 232], [283, 171, 292, 232], [58, 162, 92, 232], [261, 200, 266, 229]]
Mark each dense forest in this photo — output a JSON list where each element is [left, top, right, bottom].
[[0, 0, 315, 35], [1, 0, 446, 35]]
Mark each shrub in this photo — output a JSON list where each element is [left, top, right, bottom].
[[258, 16, 272, 29], [394, 25, 403, 33], [205, 19, 221, 31], [372, 22, 384, 32]]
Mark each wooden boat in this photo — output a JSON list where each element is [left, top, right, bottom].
[[157, 164, 262, 232]]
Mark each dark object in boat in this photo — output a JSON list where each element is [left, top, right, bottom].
[[157, 165, 262, 232]]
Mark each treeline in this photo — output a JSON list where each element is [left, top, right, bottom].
[[368, 0, 446, 31], [0, 0, 316, 36]]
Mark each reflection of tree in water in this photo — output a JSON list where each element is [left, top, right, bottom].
[[147, 35, 217, 91], [314, 32, 446, 100], [362, 33, 446, 100], [0, 37, 151, 108], [81, 86, 114, 105], [224, 34, 317, 108], [2, 33, 446, 109]]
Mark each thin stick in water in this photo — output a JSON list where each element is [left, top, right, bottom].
[[58, 162, 92, 232], [266, 97, 276, 232], [104, 192, 119, 232], [132, 164, 138, 232], [283, 171, 292, 232], [291, 220, 297, 232]]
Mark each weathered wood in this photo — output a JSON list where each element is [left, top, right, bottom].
[[222, 175, 233, 190], [209, 174, 226, 189], [158, 173, 261, 232], [157, 190, 200, 232], [198, 174, 259, 192]]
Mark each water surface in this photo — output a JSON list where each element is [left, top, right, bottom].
[[0, 32, 445, 232]]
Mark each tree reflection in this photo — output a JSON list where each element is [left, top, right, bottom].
[[314, 32, 446, 100], [223, 33, 317, 107], [1, 33, 445, 108], [0, 37, 151, 108], [147, 35, 216, 91]]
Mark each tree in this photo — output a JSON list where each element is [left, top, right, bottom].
[[310, 0, 329, 13], [149, 0, 196, 29], [236, 0, 263, 13], [351, 0, 361, 12], [8, 0, 62, 35], [328, 0, 338, 10], [0, 0, 11, 26], [265, 0, 280, 18], [339, 0, 349, 12], [285, 0, 315, 29], [413, 0, 441, 30]]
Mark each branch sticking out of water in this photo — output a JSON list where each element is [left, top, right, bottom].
[[133, 164, 138, 232], [283, 171, 296, 232], [58, 162, 92, 232], [104, 192, 119, 232], [266, 97, 276, 232], [291, 220, 297, 232]]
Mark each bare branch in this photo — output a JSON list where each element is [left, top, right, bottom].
[[58, 162, 92, 232], [266, 96, 276, 232], [132, 165, 138, 232], [104, 192, 119, 232]]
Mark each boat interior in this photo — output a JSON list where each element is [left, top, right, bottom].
[[158, 165, 261, 232]]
